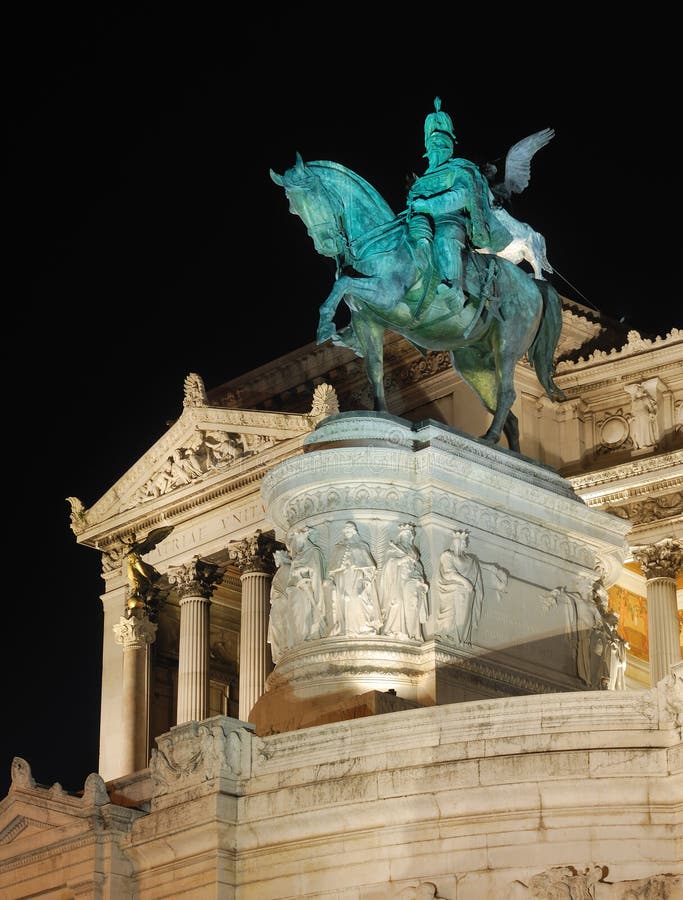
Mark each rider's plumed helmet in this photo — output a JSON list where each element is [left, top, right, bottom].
[[423, 96, 457, 147]]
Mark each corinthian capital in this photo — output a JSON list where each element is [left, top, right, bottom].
[[168, 555, 222, 599], [227, 529, 281, 575], [113, 614, 157, 649], [632, 539, 683, 580]]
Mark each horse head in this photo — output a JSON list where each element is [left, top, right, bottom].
[[271, 156, 398, 264], [270, 154, 348, 259]]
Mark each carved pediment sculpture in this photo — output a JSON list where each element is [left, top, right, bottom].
[[73, 382, 341, 538], [127, 428, 255, 508]]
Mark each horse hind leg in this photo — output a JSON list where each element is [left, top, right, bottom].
[[450, 344, 521, 453], [483, 376, 519, 451], [503, 409, 519, 452], [352, 316, 389, 411]]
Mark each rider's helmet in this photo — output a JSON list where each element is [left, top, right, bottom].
[[423, 97, 457, 147]]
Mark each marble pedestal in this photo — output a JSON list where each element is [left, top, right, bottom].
[[253, 413, 631, 734]]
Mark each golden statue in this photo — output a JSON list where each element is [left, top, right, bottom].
[[122, 526, 174, 612]]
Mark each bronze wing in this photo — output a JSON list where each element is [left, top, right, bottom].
[[502, 127, 555, 198], [136, 525, 174, 555]]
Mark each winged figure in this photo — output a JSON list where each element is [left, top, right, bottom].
[[123, 525, 174, 606], [484, 127, 555, 207]]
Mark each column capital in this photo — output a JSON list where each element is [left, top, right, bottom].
[[227, 528, 282, 575], [168, 555, 223, 600], [113, 614, 157, 649], [632, 539, 683, 580]]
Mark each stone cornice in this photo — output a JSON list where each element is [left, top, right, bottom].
[[568, 450, 683, 494], [268, 420, 631, 549], [555, 328, 682, 377]]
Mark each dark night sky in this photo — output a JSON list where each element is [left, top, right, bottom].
[[4, 10, 680, 798]]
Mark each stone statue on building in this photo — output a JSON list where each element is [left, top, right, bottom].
[[436, 530, 485, 645], [326, 521, 382, 637], [286, 525, 327, 644], [267, 548, 292, 663], [629, 384, 659, 449], [122, 525, 174, 614], [545, 578, 627, 690], [379, 523, 429, 641]]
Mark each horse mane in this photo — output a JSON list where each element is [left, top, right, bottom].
[[306, 160, 397, 226]]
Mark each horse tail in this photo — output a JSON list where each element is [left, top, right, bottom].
[[527, 282, 566, 401]]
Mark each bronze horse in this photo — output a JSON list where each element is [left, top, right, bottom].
[[271, 156, 565, 452]]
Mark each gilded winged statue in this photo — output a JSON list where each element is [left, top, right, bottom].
[[122, 525, 174, 609]]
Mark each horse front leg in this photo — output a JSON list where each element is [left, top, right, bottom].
[[317, 275, 354, 343]]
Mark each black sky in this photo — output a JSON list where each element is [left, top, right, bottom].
[[4, 10, 681, 798]]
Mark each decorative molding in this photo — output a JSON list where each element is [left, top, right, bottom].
[[659, 662, 683, 732], [0, 834, 99, 872], [607, 491, 683, 525], [66, 496, 89, 535], [82, 772, 110, 807], [596, 409, 631, 453], [183, 372, 207, 407], [150, 716, 254, 805], [101, 544, 124, 574], [569, 450, 683, 492], [10, 757, 34, 790], [555, 327, 682, 373], [309, 383, 339, 418], [276, 480, 600, 568], [0, 816, 49, 845], [508, 869, 682, 898]]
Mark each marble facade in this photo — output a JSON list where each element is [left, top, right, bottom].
[[1, 305, 681, 897]]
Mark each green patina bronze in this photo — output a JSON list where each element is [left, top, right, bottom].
[[271, 97, 565, 452]]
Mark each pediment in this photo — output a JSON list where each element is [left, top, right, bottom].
[[0, 761, 137, 865], [68, 381, 339, 538], [0, 813, 52, 845], [0, 781, 98, 853]]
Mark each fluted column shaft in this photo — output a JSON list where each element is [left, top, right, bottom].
[[228, 529, 280, 722], [633, 540, 682, 686], [113, 615, 157, 775], [239, 570, 272, 721], [177, 594, 211, 723], [169, 556, 221, 725], [646, 577, 680, 685]]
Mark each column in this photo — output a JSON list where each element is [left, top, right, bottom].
[[169, 556, 221, 724], [113, 614, 157, 775], [228, 530, 279, 721], [632, 539, 683, 685]]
